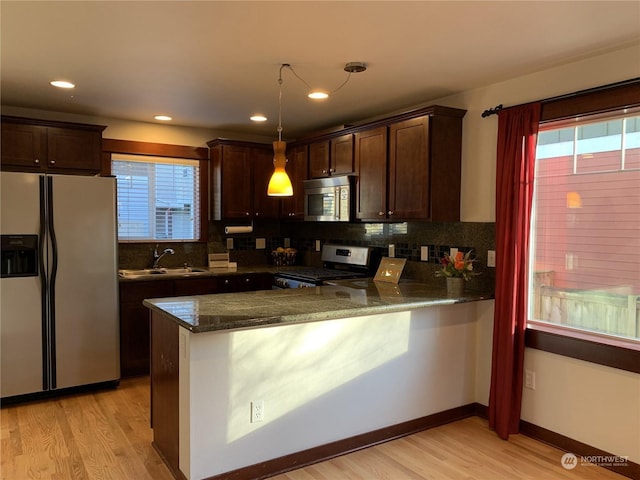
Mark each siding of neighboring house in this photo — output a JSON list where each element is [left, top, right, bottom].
[[533, 147, 640, 293]]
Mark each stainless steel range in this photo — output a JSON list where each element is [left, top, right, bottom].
[[273, 244, 372, 289]]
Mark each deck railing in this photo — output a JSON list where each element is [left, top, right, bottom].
[[536, 284, 639, 338]]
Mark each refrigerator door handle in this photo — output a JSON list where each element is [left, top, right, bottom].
[[39, 176, 50, 391], [46, 176, 58, 389]]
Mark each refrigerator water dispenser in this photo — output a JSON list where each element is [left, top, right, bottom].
[[1, 234, 38, 278]]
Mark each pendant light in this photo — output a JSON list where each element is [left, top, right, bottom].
[[267, 64, 294, 197]]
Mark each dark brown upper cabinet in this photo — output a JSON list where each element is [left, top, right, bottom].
[[308, 134, 354, 178], [354, 126, 388, 220], [208, 105, 465, 222], [388, 116, 430, 220], [352, 106, 465, 222], [1, 116, 104, 175], [208, 140, 280, 220], [282, 144, 308, 220]]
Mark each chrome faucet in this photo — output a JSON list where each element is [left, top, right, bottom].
[[152, 244, 175, 269]]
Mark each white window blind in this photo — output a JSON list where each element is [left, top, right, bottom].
[[112, 154, 201, 241]]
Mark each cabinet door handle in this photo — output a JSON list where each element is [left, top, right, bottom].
[[378, 211, 385, 216], [245, 212, 250, 216], [329, 168, 334, 173], [245, 278, 250, 283], [34, 159, 40, 164], [255, 212, 260, 216], [388, 210, 394, 216], [322, 169, 328, 174], [49, 160, 56, 165], [224, 279, 230, 284]]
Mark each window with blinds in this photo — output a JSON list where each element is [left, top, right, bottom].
[[112, 154, 201, 241], [528, 109, 640, 341]]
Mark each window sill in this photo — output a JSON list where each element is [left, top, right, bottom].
[[525, 323, 640, 374]]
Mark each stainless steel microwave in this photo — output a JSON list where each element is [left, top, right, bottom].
[[303, 175, 354, 222]]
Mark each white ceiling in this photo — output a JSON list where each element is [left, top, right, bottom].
[[2, 1, 639, 138]]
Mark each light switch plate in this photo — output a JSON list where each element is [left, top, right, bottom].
[[226, 238, 234, 250], [420, 246, 429, 261], [315, 240, 321, 252], [256, 238, 266, 250], [284, 238, 290, 248], [388, 244, 395, 258], [487, 250, 496, 267], [450, 247, 459, 257]]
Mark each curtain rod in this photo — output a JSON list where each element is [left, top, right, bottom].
[[481, 104, 503, 118], [480, 77, 640, 118]]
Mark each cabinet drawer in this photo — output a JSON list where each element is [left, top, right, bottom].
[[218, 273, 273, 292], [173, 277, 220, 296], [119, 280, 174, 303]]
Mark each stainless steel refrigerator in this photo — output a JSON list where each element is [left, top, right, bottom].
[[0, 172, 119, 400]]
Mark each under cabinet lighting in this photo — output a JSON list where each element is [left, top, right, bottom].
[[250, 114, 268, 122], [154, 115, 172, 121]]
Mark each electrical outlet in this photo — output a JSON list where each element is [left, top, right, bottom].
[[525, 370, 536, 390], [256, 238, 266, 249], [420, 246, 429, 261], [450, 247, 459, 257], [315, 240, 321, 252], [388, 244, 395, 258], [226, 238, 234, 250], [251, 400, 264, 423], [284, 237, 290, 248], [487, 250, 496, 267]]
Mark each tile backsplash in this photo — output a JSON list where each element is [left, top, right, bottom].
[[119, 220, 495, 292], [283, 221, 495, 291]]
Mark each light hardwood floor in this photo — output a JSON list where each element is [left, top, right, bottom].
[[1, 376, 626, 480]]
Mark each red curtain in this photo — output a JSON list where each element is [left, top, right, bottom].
[[489, 102, 541, 440]]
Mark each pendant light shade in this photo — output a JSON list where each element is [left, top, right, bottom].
[[268, 64, 294, 197], [267, 140, 293, 196]]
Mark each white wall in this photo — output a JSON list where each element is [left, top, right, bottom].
[[444, 43, 640, 463], [179, 303, 483, 479], [522, 348, 640, 462]]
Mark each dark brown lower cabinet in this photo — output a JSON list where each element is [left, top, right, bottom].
[[150, 311, 180, 478], [218, 272, 273, 292], [119, 280, 173, 377], [119, 273, 273, 378]]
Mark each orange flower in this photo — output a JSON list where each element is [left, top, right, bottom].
[[454, 251, 465, 270]]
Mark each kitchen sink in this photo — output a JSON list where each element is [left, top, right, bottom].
[[119, 267, 210, 278], [162, 267, 209, 274]]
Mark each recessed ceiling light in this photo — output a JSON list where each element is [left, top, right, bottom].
[[154, 115, 172, 121], [50, 80, 75, 89], [308, 90, 329, 100], [250, 114, 268, 122]]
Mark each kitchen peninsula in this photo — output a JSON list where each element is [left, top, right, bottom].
[[144, 281, 493, 480]]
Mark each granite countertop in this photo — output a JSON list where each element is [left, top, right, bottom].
[[143, 279, 494, 333], [118, 265, 304, 282]]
